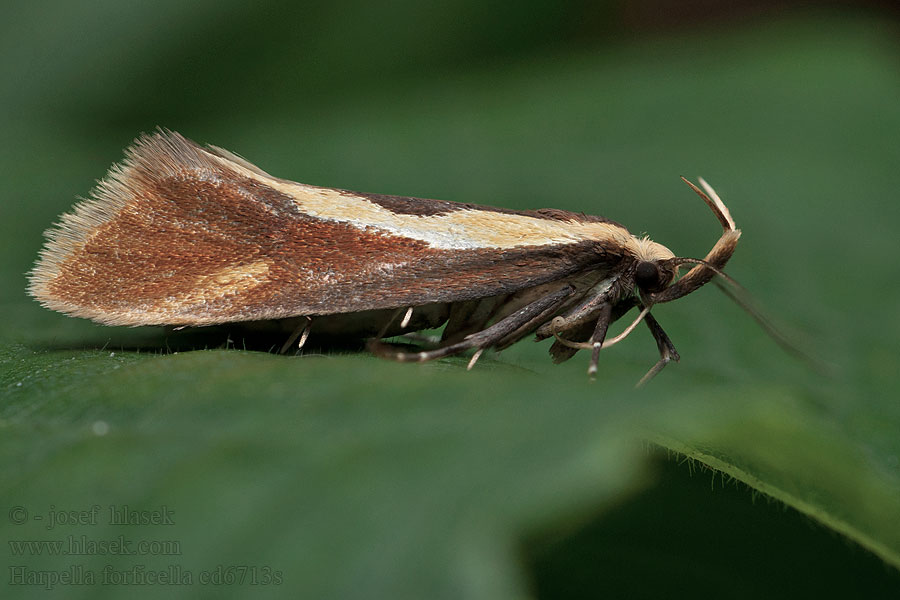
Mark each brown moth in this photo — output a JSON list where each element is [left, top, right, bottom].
[[29, 130, 741, 383]]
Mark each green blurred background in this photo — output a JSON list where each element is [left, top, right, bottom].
[[3, 2, 900, 598]]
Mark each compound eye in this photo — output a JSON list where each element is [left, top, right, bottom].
[[635, 261, 663, 292]]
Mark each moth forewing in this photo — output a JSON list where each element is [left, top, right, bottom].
[[28, 129, 741, 382]]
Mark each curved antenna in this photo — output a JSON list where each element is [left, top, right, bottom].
[[694, 177, 736, 231], [650, 178, 741, 304]]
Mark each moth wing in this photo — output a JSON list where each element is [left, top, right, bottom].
[[29, 130, 625, 326]]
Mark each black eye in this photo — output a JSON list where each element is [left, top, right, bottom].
[[635, 261, 663, 292]]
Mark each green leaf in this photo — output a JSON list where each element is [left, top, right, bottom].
[[3, 5, 900, 598]]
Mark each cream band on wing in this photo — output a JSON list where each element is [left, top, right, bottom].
[[202, 149, 638, 252]]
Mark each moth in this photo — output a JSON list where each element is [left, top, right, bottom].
[[29, 130, 741, 383]]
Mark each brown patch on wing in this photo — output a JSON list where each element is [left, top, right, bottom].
[[527, 208, 621, 226], [336, 188, 623, 226], [339, 190, 464, 216]]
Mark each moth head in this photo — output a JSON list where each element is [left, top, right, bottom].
[[634, 260, 674, 294], [629, 237, 678, 295]]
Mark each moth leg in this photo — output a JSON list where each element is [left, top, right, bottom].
[[365, 307, 446, 352], [586, 302, 613, 378], [466, 348, 485, 370], [372, 285, 575, 364], [394, 305, 444, 346], [544, 297, 637, 363], [398, 332, 443, 347], [635, 312, 680, 387], [535, 292, 615, 341], [491, 293, 583, 351], [442, 296, 505, 344], [279, 316, 312, 354]]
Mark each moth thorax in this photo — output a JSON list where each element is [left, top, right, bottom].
[[630, 236, 674, 263]]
